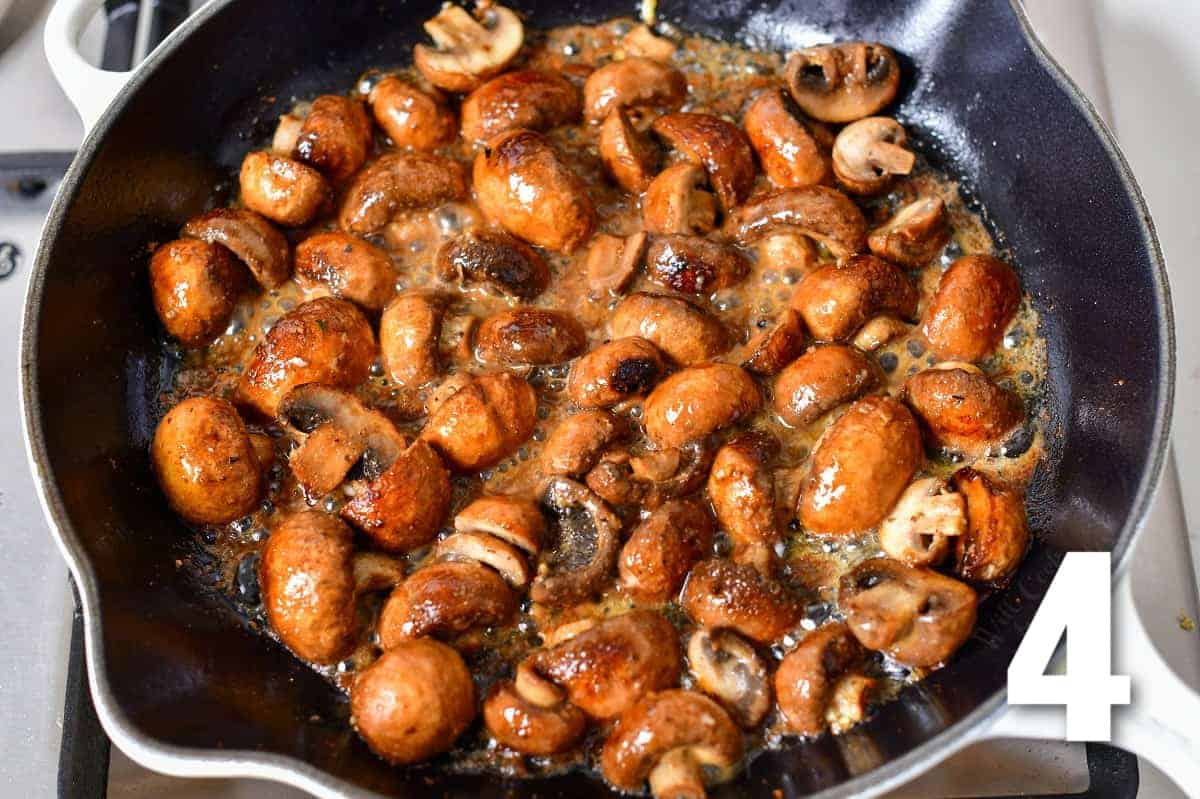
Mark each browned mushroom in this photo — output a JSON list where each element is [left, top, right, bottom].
[[724, 185, 868, 259], [952, 468, 1029, 587], [339, 152, 468, 235], [622, 23, 676, 61], [904, 365, 1024, 454], [483, 662, 588, 755], [181, 207, 290, 289], [585, 231, 649, 296], [294, 231, 395, 310], [755, 230, 820, 275], [611, 292, 729, 366], [737, 308, 807, 376], [239, 151, 331, 227], [773, 344, 880, 428], [868, 196, 950, 268], [294, 94, 373, 181], [583, 56, 687, 122], [785, 41, 901, 123], [236, 297, 376, 418], [436, 229, 550, 299], [272, 112, 303, 155], [687, 629, 771, 727], [151, 397, 263, 524], [851, 315, 909, 352], [774, 622, 871, 736], [681, 559, 801, 644], [421, 371, 538, 471], [341, 438, 453, 552], [642, 163, 718, 236], [566, 337, 665, 408], [350, 638, 476, 764], [542, 409, 627, 477], [530, 477, 623, 605], [378, 560, 516, 647], [601, 690, 743, 798], [706, 432, 780, 575], [461, 69, 582, 143], [798, 395, 924, 536], [643, 363, 761, 449], [878, 477, 965, 567], [599, 108, 659, 194], [379, 290, 445, 390], [618, 499, 715, 602], [454, 494, 545, 555], [368, 74, 458, 150], [744, 87, 831, 188], [475, 307, 587, 366], [644, 234, 749, 296], [586, 438, 714, 510], [652, 112, 757, 210], [261, 512, 403, 663], [839, 558, 978, 667], [789, 254, 918, 341], [832, 117, 914, 195], [149, 240, 244, 348], [920, 254, 1021, 362], [413, 2, 524, 93], [473, 128, 596, 253]]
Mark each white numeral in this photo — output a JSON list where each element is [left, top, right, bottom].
[[1007, 552, 1131, 740]]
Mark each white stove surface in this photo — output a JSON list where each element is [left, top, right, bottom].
[[0, 1, 1195, 797]]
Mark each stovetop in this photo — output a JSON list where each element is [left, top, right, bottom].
[[1, 1, 1196, 798]]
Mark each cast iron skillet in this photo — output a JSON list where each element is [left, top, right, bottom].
[[21, 0, 1174, 796]]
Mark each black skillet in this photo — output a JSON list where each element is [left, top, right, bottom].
[[21, 0, 1175, 796]]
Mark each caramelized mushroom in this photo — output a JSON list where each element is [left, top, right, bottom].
[[643, 363, 761, 449], [774, 622, 870, 736], [851, 315, 909, 352], [455, 494, 545, 555], [368, 75, 457, 150], [379, 560, 515, 647], [642, 163, 718, 236], [294, 231, 395, 310], [681, 559, 801, 645], [599, 108, 659, 194], [475, 307, 587, 366], [755, 230, 820, 275], [707, 432, 780, 575], [744, 87, 831, 188], [652, 112, 757, 210], [152, 397, 263, 524], [839, 558, 978, 667], [687, 629, 771, 727], [904, 365, 1024, 454], [149, 240, 244, 348], [585, 231, 649, 296], [483, 663, 588, 755], [773, 344, 880, 428], [339, 152, 467, 235], [644, 234, 749, 295], [583, 56, 687, 122], [832, 116, 914, 195], [473, 128, 596, 253], [461, 70, 582, 143], [379, 290, 445, 389], [789, 254, 918, 341], [953, 468, 1029, 587], [341, 439, 453, 552], [785, 41, 901, 123], [413, 2, 524, 93], [878, 477, 965, 567], [618, 499, 715, 602], [739, 308, 808, 376], [611, 292, 729, 366], [541, 409, 626, 477], [437, 229, 550, 299], [868, 196, 950, 268], [294, 94, 373, 181], [530, 477, 623, 605], [566, 337, 665, 408], [435, 533, 529, 592], [920, 254, 1021, 362], [724, 185, 868, 259], [421, 372, 538, 470], [181, 207, 290, 289], [587, 438, 714, 510], [239, 151, 330, 227]]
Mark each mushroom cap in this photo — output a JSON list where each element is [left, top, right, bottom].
[[867, 196, 950, 268], [530, 477, 623, 605], [744, 87, 831, 188], [774, 622, 866, 736], [687, 628, 772, 728], [475, 307, 587, 366], [378, 560, 516, 648], [151, 397, 263, 525], [341, 439, 452, 552], [421, 372, 538, 471], [239, 151, 331, 227], [541, 409, 626, 478], [368, 74, 457, 151], [338, 152, 467, 235], [294, 94, 373, 181], [585, 231, 649, 296], [952, 468, 1029, 587], [351, 638, 476, 764], [772, 344, 880, 428], [785, 41, 901, 123], [920, 254, 1021, 363], [738, 307, 808, 376], [436, 530, 531, 588], [831, 116, 914, 195], [642, 163, 718, 236], [149, 239, 244, 348], [413, 2, 524, 93], [652, 112, 757, 211], [789, 254, 918, 341], [294, 231, 395, 311], [681, 559, 801, 645], [643, 363, 761, 449], [181, 207, 290, 289], [598, 108, 660, 194], [904, 366, 1024, 454], [437, 229, 550, 299], [461, 69, 582, 143], [611, 292, 729, 366], [583, 56, 687, 122], [566, 336, 666, 408], [483, 677, 588, 755], [618, 498, 715, 602], [379, 290, 446, 390], [706, 432, 780, 574], [454, 494, 546, 554], [724, 185, 868, 259]]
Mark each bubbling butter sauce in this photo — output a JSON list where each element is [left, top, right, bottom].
[[163, 16, 1046, 779]]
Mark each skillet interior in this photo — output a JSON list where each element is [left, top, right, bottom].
[[23, 0, 1172, 796]]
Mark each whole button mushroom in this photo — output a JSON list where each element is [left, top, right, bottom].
[[600, 690, 743, 799], [475, 308, 587, 366], [436, 229, 550, 299], [294, 231, 395, 311], [774, 622, 874, 736], [368, 75, 457, 151], [643, 363, 761, 450], [530, 477, 623, 606], [687, 629, 772, 727], [618, 499, 715, 603], [785, 41, 901, 123], [181, 207, 291, 289], [681, 559, 801, 645], [541, 409, 627, 477], [744, 87, 832, 188], [350, 638, 476, 764], [236, 297, 376, 418], [151, 397, 264, 525], [583, 56, 688, 122], [483, 662, 588, 755], [378, 560, 516, 648], [706, 432, 780, 575], [840, 558, 978, 667], [798, 395, 924, 536], [420, 372, 538, 470], [878, 477, 966, 567], [611, 292, 729, 366], [566, 337, 665, 408], [644, 234, 750, 296], [239, 151, 331, 227], [738, 308, 808, 376], [261, 512, 404, 664], [460, 69, 582, 143], [724, 185, 868, 259], [149, 239, 244, 348], [789, 254, 918, 341], [413, 2, 524, 93], [832, 117, 915, 195], [773, 344, 880, 428], [473, 128, 596, 253], [338, 152, 467, 235], [868, 196, 950, 268], [341, 438, 453, 552], [921, 254, 1021, 362], [294, 94, 373, 181], [599, 108, 660, 194], [904, 364, 1024, 454], [652, 112, 757, 211], [952, 468, 1030, 587], [379, 290, 446, 390]]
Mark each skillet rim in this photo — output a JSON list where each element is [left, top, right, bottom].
[[18, 0, 1176, 796]]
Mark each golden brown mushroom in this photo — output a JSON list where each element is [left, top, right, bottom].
[[461, 69, 582, 143], [475, 308, 587, 366], [618, 499, 715, 603], [483, 663, 588, 755], [454, 494, 545, 555], [832, 117, 914, 195], [436, 229, 550, 299], [566, 337, 665, 408], [586, 438, 714, 511], [774, 622, 873, 736], [421, 371, 538, 471], [868, 196, 950, 268], [378, 560, 516, 647], [920, 254, 1021, 362], [687, 629, 772, 727], [724, 185, 868, 259], [878, 477, 965, 567], [904, 365, 1024, 454], [643, 363, 761, 449], [294, 94, 373, 181], [149, 240, 244, 348], [541, 409, 627, 477], [378, 290, 445, 390], [181, 207, 290, 289], [338, 152, 467, 235], [585, 231, 649, 296], [583, 56, 687, 122], [744, 87, 831, 188], [599, 108, 660, 194], [644, 234, 749, 296], [611, 292, 729, 366], [738, 308, 808, 376], [953, 468, 1030, 587], [239, 151, 330, 227], [789, 254, 918, 341], [652, 112, 757, 211], [368, 74, 457, 150], [341, 438, 453, 552], [642, 163, 718, 236], [530, 477, 623, 605], [785, 41, 901, 123], [706, 432, 780, 575], [294, 231, 395, 310], [681, 559, 801, 645], [773, 344, 880, 428], [413, 2, 524, 93]]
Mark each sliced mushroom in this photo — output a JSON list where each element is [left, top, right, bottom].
[[868, 196, 950, 268], [379, 560, 516, 647], [920, 254, 1021, 362], [832, 117, 914, 195], [483, 662, 588, 755], [839, 558, 978, 667], [261, 512, 403, 664], [583, 56, 688, 122], [644, 234, 749, 295], [529, 477, 623, 605], [341, 439, 453, 552], [773, 622, 868, 736], [707, 432, 780, 575], [755, 230, 819, 275], [785, 41, 901, 123], [461, 69, 582, 143], [904, 365, 1024, 454], [413, 2, 524, 93], [681, 559, 801, 645], [294, 94, 373, 181], [618, 499, 715, 602], [789, 254, 918, 341], [773, 344, 880, 428], [542, 409, 626, 477], [350, 638, 476, 764], [455, 494, 545, 555], [294, 231, 395, 310], [566, 337, 665, 408], [599, 108, 659, 194], [152, 397, 263, 524], [527, 610, 682, 719], [587, 438, 714, 510], [473, 128, 596, 253], [738, 308, 808, 376], [953, 468, 1030, 587], [379, 290, 446, 389], [239, 151, 331, 227], [585, 231, 649, 296], [181, 207, 290, 289], [687, 629, 771, 728], [643, 363, 761, 449], [851, 315, 909, 352], [437, 229, 550, 299], [878, 477, 965, 567], [643, 163, 718, 235], [475, 307, 587, 366], [436, 530, 531, 588], [601, 690, 744, 798], [724, 186, 868, 259], [339, 152, 467, 235], [744, 87, 831, 188], [652, 112, 757, 211], [421, 371, 538, 470], [612, 292, 729, 366], [149, 239, 244, 348], [368, 74, 457, 150]]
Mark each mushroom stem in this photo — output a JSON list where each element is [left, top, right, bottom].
[[352, 552, 406, 593], [865, 140, 915, 174], [514, 662, 567, 708], [648, 748, 707, 799]]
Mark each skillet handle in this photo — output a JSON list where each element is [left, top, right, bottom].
[[44, 0, 135, 132]]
